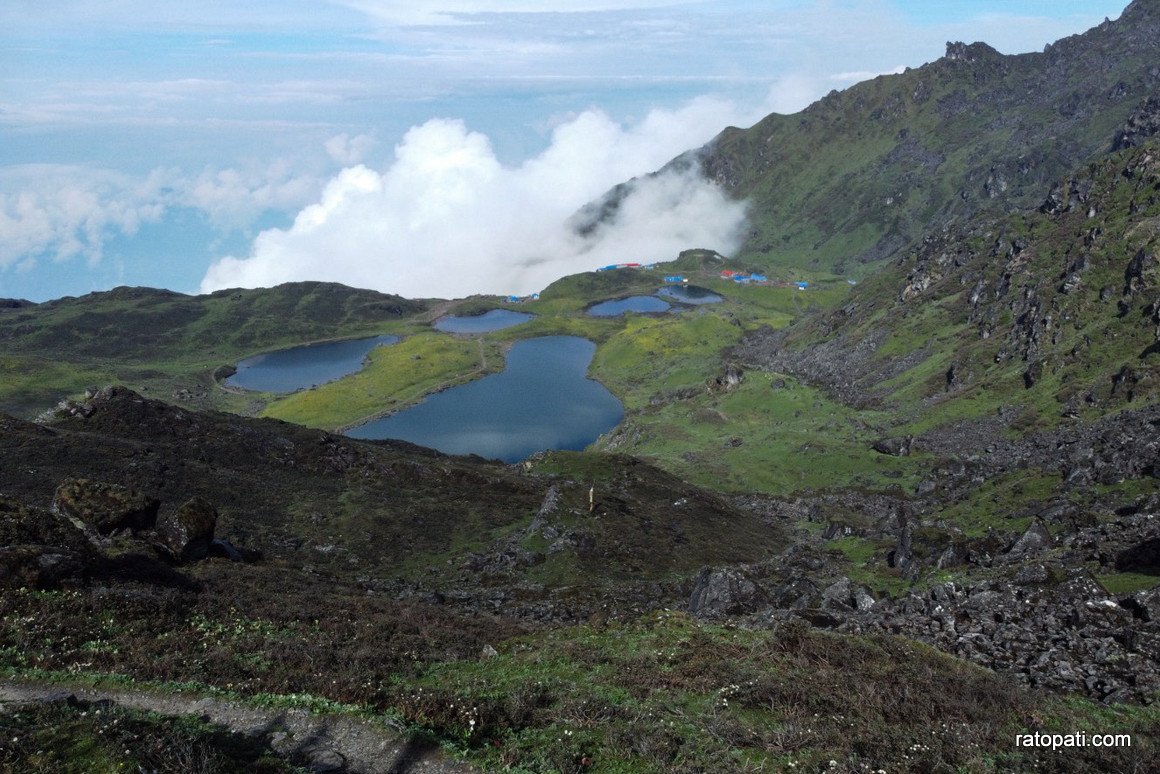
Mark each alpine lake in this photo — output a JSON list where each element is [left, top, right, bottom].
[[227, 312, 623, 462]]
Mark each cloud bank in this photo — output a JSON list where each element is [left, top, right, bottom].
[[200, 102, 749, 299], [0, 161, 332, 276], [0, 166, 170, 271]]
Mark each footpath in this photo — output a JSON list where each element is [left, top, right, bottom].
[[0, 679, 473, 774]]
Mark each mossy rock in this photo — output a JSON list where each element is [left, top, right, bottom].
[[52, 478, 159, 535], [158, 497, 218, 562]]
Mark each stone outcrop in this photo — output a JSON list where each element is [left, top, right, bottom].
[[52, 478, 159, 536], [708, 364, 744, 394], [689, 567, 763, 618], [1113, 95, 1160, 150], [871, 435, 913, 456], [827, 570, 1160, 704], [737, 509, 1160, 704], [157, 497, 218, 562]]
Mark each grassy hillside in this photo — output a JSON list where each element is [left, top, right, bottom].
[[0, 282, 427, 417], [672, 0, 1160, 275], [738, 137, 1160, 432]]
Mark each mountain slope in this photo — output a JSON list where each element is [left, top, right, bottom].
[[735, 133, 1160, 432], [685, 0, 1159, 274], [0, 386, 784, 613]]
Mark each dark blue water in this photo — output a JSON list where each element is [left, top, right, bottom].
[[347, 336, 623, 462], [226, 334, 400, 393], [434, 309, 535, 333], [587, 296, 671, 317], [656, 285, 724, 305]]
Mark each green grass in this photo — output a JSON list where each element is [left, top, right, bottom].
[[933, 470, 1062, 538], [261, 332, 496, 430], [1098, 572, 1160, 595], [825, 536, 916, 596], [602, 374, 916, 495], [5, 575, 1160, 773], [379, 611, 1160, 772], [591, 311, 744, 409]]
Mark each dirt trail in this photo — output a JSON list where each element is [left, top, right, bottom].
[[0, 679, 474, 774], [419, 300, 459, 324]]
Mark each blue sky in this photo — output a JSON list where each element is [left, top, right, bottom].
[[0, 0, 1130, 301]]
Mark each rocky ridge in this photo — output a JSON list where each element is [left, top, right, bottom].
[[688, 0, 1160, 271]]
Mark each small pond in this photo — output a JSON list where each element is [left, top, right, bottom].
[[226, 334, 399, 393], [347, 336, 623, 463], [434, 309, 535, 333], [587, 296, 672, 317], [656, 285, 724, 305]]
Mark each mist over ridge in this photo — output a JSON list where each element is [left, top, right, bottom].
[[200, 100, 753, 299]]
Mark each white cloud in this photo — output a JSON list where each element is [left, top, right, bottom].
[[0, 154, 331, 270], [185, 162, 324, 229], [758, 74, 829, 116], [334, 0, 699, 27], [200, 102, 750, 299], [831, 65, 907, 83], [0, 166, 170, 268], [325, 133, 378, 165]]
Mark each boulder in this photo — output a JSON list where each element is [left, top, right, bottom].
[[688, 567, 762, 618], [769, 577, 819, 609], [936, 543, 968, 569], [157, 497, 218, 562], [1023, 360, 1044, 388], [821, 577, 874, 611], [1124, 249, 1156, 296], [1007, 521, 1053, 558], [1014, 563, 1052, 586], [888, 519, 916, 575], [709, 364, 744, 393], [0, 497, 92, 552], [820, 577, 854, 610], [872, 436, 913, 456], [52, 478, 159, 535], [853, 587, 877, 612]]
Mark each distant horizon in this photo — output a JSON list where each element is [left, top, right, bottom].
[[1, 0, 1129, 303]]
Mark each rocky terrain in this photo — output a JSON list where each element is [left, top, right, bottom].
[[2, 382, 1158, 770], [711, 126, 1160, 716]]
